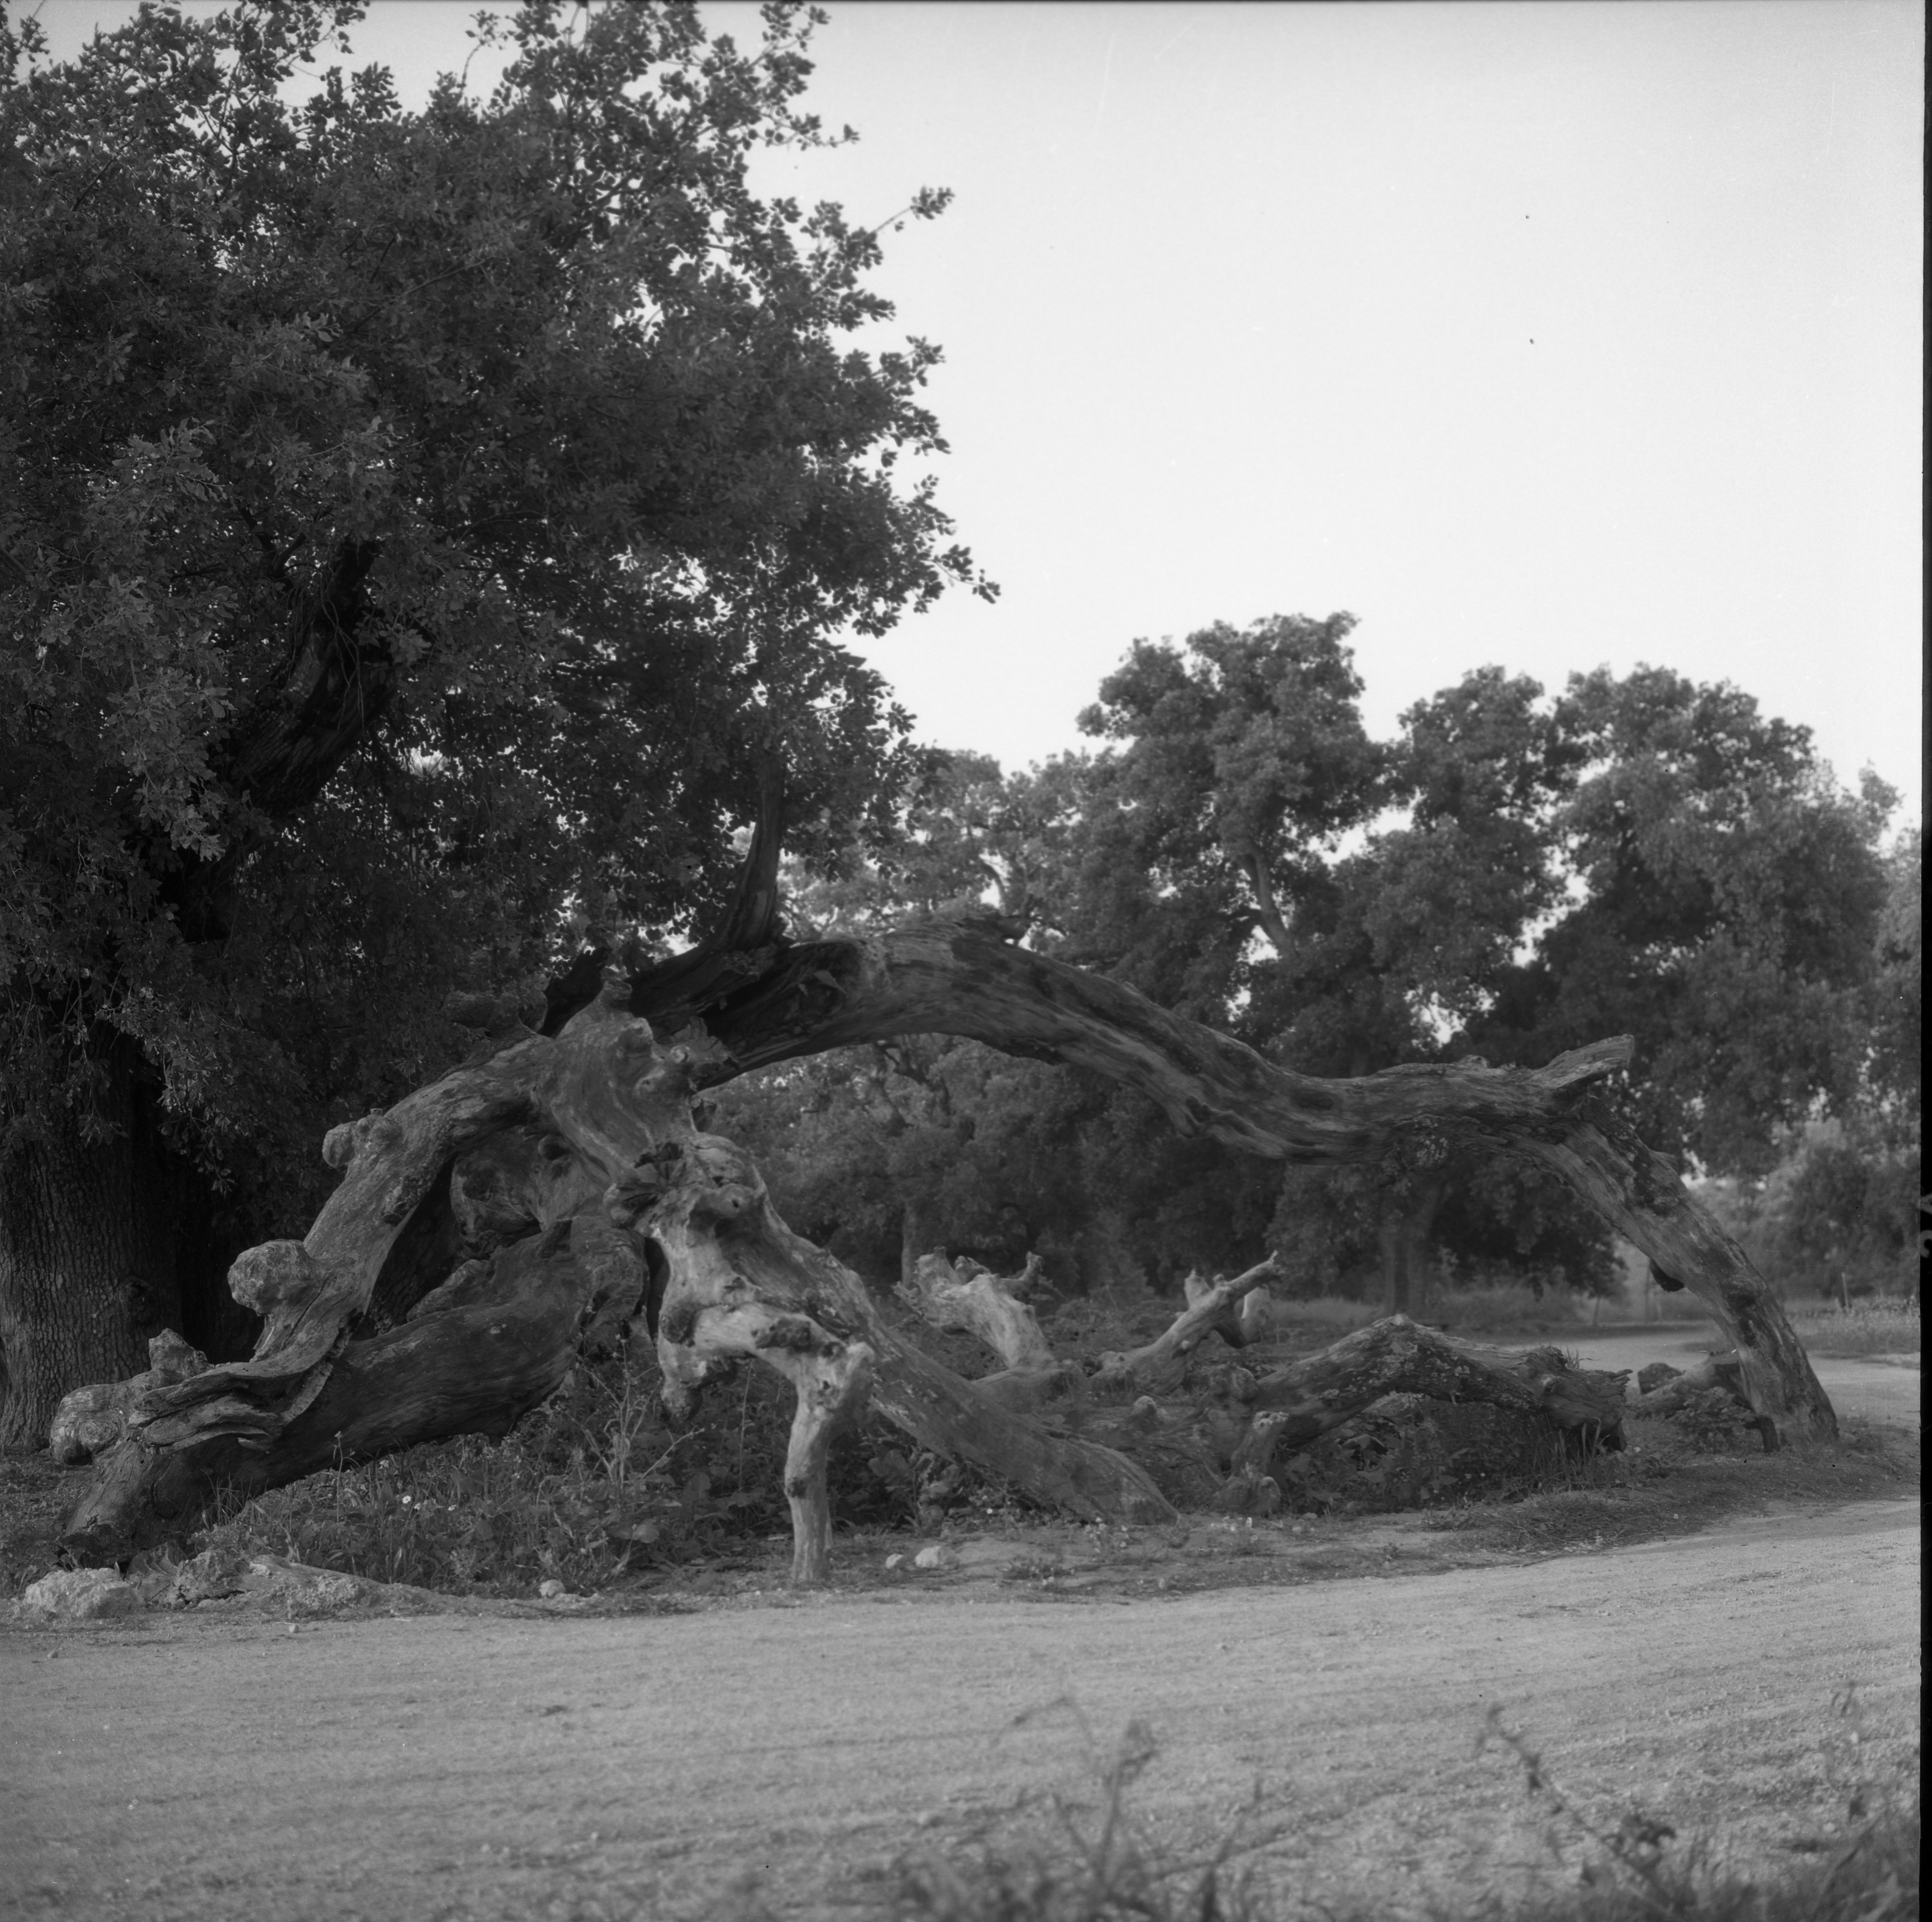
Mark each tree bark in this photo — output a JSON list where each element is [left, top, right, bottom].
[[61, 974, 1171, 1568], [894, 1251, 1088, 1418], [610, 913, 1834, 1444], [1091, 1258, 1280, 1391], [0, 1056, 186, 1450], [1213, 1317, 1629, 1513]]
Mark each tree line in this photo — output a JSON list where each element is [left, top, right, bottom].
[[713, 621, 1918, 1312]]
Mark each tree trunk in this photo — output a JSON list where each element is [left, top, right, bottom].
[[607, 912, 1833, 1443], [0, 1055, 186, 1450], [1380, 1172, 1445, 1317], [1213, 1317, 1629, 1511], [57, 885, 1841, 1565], [60, 975, 1171, 1568]]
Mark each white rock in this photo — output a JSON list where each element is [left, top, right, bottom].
[[24, 1568, 145, 1621]]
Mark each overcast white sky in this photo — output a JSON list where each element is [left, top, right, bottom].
[[31, 1, 1926, 825]]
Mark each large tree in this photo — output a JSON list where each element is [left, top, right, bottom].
[[719, 640, 1900, 1320], [0, 0, 987, 1446], [1473, 667, 1895, 1174]]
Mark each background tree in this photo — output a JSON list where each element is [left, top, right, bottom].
[[0, 0, 987, 1445], [1472, 668, 1895, 1172], [1708, 829, 1921, 1303], [720, 635, 1904, 1319]]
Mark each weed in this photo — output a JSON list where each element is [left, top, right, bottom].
[[896, 1713, 1280, 1922], [889, 1708, 1919, 1922], [1464, 1690, 1920, 1922]]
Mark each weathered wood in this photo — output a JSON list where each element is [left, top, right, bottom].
[[60, 1215, 634, 1563], [641, 1131, 1173, 1529], [892, 1251, 1091, 1418], [898, 1252, 1055, 1371], [48, 1332, 208, 1466], [62, 974, 1172, 1567], [620, 916, 1832, 1444], [1632, 1350, 1776, 1450], [1250, 1317, 1627, 1454], [1207, 1317, 1628, 1514], [1092, 1257, 1280, 1390]]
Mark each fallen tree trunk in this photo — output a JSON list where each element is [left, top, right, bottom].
[[59, 819, 1834, 1566], [609, 910, 1833, 1444], [60, 973, 1169, 1573], [1210, 1320, 1628, 1513], [886, 1244, 1629, 1517]]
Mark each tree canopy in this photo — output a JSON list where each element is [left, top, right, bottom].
[[0, 0, 985, 1195], [721, 620, 1903, 1307]]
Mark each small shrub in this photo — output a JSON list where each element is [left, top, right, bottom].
[[198, 1349, 798, 1595]]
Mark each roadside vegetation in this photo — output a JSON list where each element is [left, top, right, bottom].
[[5, 1290, 1895, 1606], [1783, 1295, 1920, 1358], [881, 1700, 1918, 1922]]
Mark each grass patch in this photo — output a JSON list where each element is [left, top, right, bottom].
[[1434, 1283, 1593, 1333], [1785, 1296, 1920, 1358], [1268, 1295, 1383, 1335]]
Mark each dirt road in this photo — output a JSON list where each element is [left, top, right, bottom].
[[2, 1347, 1918, 1922]]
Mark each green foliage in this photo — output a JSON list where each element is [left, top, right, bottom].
[[0, 0, 983, 1209], [1476, 667, 1894, 1177], [1069, 614, 1385, 1017], [724, 625, 1900, 1307]]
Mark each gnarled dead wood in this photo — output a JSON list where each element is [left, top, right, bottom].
[[893, 1252, 1088, 1418], [1209, 1316, 1630, 1512], [615, 917, 1831, 1444], [1092, 1257, 1281, 1391], [61, 973, 1171, 1571], [1632, 1350, 1776, 1450], [898, 1252, 1054, 1370]]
